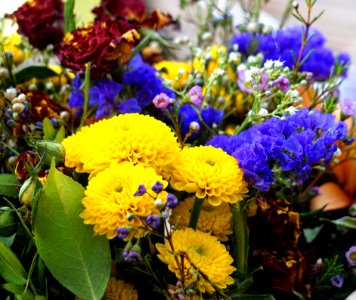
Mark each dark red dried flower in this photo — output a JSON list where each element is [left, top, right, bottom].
[[10, 0, 64, 50], [57, 18, 139, 78], [142, 10, 174, 30], [92, 0, 146, 22]]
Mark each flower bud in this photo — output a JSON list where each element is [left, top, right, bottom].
[[5, 88, 17, 100], [189, 121, 200, 133], [19, 177, 38, 208], [0, 207, 17, 236], [35, 140, 65, 166]]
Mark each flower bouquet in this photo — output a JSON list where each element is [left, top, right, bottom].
[[0, 0, 355, 299]]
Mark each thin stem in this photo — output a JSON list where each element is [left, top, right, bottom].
[[231, 201, 249, 279], [79, 62, 91, 129], [188, 197, 204, 229]]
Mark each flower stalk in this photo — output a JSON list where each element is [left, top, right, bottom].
[[232, 201, 249, 279], [188, 197, 204, 230]]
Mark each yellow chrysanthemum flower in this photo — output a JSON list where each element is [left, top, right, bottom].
[[3, 34, 25, 64], [154, 60, 192, 89], [62, 114, 180, 178], [80, 163, 168, 239], [170, 146, 248, 206], [156, 228, 236, 293], [170, 196, 232, 241], [104, 278, 138, 300]]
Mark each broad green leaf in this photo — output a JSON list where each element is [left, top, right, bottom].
[[0, 174, 20, 197], [14, 66, 58, 84], [34, 163, 111, 300], [321, 216, 356, 230], [42, 118, 56, 140], [0, 240, 27, 285], [0, 233, 16, 248], [2, 283, 34, 300], [64, 0, 76, 33], [0, 207, 18, 237]]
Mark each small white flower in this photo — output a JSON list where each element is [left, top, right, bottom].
[[258, 108, 268, 117], [5, 87, 18, 100], [214, 68, 225, 76], [228, 52, 239, 63], [264, 60, 274, 69], [285, 106, 298, 115], [333, 147, 342, 157]]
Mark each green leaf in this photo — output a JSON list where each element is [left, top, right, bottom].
[[2, 283, 35, 300], [64, 0, 76, 33], [0, 233, 16, 248], [42, 118, 56, 140], [34, 163, 111, 300], [0, 174, 20, 197], [14, 66, 58, 84], [54, 126, 66, 143], [0, 240, 27, 285], [320, 216, 356, 230], [304, 225, 324, 243]]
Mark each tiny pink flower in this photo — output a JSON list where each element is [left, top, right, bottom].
[[152, 93, 170, 109], [188, 86, 204, 106]]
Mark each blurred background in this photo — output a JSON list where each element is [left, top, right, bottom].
[[1, 0, 355, 99]]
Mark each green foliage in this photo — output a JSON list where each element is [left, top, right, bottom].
[[14, 66, 58, 84], [0, 174, 20, 197], [34, 163, 111, 300], [320, 216, 356, 230], [64, 0, 76, 34]]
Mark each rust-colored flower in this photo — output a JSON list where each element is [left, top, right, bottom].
[[249, 197, 305, 296], [10, 0, 64, 50], [57, 18, 139, 78]]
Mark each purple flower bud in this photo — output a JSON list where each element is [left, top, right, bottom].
[[153, 93, 170, 109], [345, 137, 356, 145], [345, 245, 356, 266], [340, 98, 356, 116], [330, 275, 344, 288], [272, 76, 290, 93], [146, 215, 161, 229], [123, 250, 142, 264], [151, 181, 163, 193], [134, 184, 146, 196], [166, 193, 178, 208], [188, 86, 204, 106], [116, 227, 129, 239]]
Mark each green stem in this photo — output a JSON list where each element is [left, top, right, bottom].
[[232, 201, 249, 279], [79, 62, 91, 129], [188, 198, 204, 230]]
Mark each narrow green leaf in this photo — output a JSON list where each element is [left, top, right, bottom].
[[2, 283, 35, 300], [34, 163, 111, 300], [0, 240, 27, 285], [14, 66, 58, 84], [0, 233, 16, 248], [64, 0, 76, 33], [0, 174, 20, 197], [320, 216, 356, 230], [42, 118, 56, 140], [54, 125, 66, 143]]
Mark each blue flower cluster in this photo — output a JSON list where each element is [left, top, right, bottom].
[[123, 55, 175, 109], [207, 109, 348, 191], [231, 26, 351, 81], [178, 103, 224, 140], [68, 76, 123, 119]]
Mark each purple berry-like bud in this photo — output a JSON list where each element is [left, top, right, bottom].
[[151, 181, 163, 193], [166, 193, 178, 208], [153, 93, 170, 109], [134, 184, 146, 196], [330, 275, 344, 288], [123, 250, 142, 264], [188, 86, 204, 106], [146, 215, 161, 229], [116, 227, 129, 239]]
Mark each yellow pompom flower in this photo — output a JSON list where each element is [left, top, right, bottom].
[[62, 114, 180, 178], [3, 34, 25, 64], [80, 163, 168, 239], [104, 278, 138, 300], [170, 146, 248, 206], [154, 60, 192, 89], [156, 228, 236, 293], [170, 196, 232, 241]]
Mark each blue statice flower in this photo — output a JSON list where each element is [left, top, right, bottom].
[[231, 26, 349, 81], [178, 104, 223, 140], [123, 55, 175, 108], [68, 76, 122, 119], [89, 78, 122, 119], [119, 98, 142, 114], [207, 109, 347, 191]]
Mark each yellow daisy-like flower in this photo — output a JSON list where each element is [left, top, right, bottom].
[[104, 278, 138, 300], [154, 60, 192, 89], [170, 146, 248, 206], [3, 34, 25, 64], [62, 113, 180, 177], [80, 163, 168, 239], [156, 228, 236, 293], [170, 196, 232, 241]]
